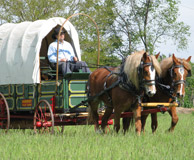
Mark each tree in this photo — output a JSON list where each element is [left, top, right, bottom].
[[0, 0, 120, 66], [69, 0, 121, 66], [0, 0, 84, 23], [182, 62, 194, 108], [113, 0, 191, 56]]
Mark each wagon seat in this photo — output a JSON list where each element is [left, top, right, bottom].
[[40, 25, 81, 80]]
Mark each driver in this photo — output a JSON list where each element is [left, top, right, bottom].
[[47, 27, 91, 76]]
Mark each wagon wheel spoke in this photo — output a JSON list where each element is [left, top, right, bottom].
[[34, 100, 54, 134], [39, 105, 45, 121], [0, 93, 10, 132], [35, 109, 41, 121]]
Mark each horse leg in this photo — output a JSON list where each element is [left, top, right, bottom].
[[141, 114, 149, 133], [101, 106, 113, 133], [122, 117, 132, 134], [113, 110, 122, 133], [151, 113, 158, 133], [133, 105, 142, 136], [88, 101, 100, 132], [168, 106, 178, 132]]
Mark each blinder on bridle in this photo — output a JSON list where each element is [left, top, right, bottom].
[[169, 63, 191, 87], [138, 57, 155, 86], [187, 70, 192, 77]]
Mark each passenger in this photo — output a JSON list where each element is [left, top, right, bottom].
[[47, 27, 91, 76]]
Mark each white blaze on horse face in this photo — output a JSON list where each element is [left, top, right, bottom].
[[145, 66, 156, 96], [179, 68, 184, 96], [149, 66, 156, 94]]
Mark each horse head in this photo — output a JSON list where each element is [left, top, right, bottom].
[[170, 54, 192, 98], [139, 52, 160, 97]]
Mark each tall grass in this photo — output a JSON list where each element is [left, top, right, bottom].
[[0, 113, 194, 160]]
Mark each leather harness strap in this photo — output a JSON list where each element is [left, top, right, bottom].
[[74, 57, 155, 108]]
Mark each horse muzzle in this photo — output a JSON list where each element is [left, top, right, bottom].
[[176, 92, 185, 98], [145, 85, 156, 97]]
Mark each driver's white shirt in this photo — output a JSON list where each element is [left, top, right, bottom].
[[47, 40, 75, 63]]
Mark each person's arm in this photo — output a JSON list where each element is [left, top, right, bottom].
[[47, 44, 57, 63], [66, 42, 78, 61]]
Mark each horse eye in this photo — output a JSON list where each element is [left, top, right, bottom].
[[144, 71, 148, 75]]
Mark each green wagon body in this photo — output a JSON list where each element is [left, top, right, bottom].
[[0, 73, 90, 113]]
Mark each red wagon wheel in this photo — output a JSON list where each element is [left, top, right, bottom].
[[0, 93, 10, 132], [34, 100, 54, 134]]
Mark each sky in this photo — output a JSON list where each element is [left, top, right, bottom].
[[157, 0, 194, 62]]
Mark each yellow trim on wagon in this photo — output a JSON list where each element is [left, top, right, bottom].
[[69, 94, 87, 108], [68, 80, 87, 93]]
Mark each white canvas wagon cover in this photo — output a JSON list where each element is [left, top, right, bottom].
[[0, 17, 81, 85]]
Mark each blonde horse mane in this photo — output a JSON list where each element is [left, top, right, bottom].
[[123, 50, 161, 89], [160, 56, 191, 78]]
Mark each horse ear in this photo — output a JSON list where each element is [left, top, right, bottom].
[[143, 52, 147, 59], [186, 56, 192, 62], [155, 52, 160, 59], [172, 54, 178, 64]]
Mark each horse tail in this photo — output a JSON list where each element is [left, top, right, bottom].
[[87, 74, 94, 124], [87, 99, 99, 125], [87, 74, 99, 125], [87, 103, 94, 124], [86, 74, 90, 98]]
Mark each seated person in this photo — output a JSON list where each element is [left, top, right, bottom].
[[47, 27, 91, 76]]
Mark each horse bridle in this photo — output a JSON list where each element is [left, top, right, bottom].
[[138, 57, 156, 87], [169, 62, 191, 87]]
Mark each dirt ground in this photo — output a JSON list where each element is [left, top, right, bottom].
[[176, 107, 194, 114]]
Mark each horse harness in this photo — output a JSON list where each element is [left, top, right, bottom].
[[138, 60, 156, 87], [73, 57, 156, 109], [170, 61, 185, 87], [103, 56, 155, 106], [157, 60, 191, 103]]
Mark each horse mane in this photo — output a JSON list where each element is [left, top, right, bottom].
[[160, 57, 191, 78], [123, 50, 161, 89]]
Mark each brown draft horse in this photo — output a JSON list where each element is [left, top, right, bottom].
[[88, 51, 161, 135], [123, 54, 192, 133]]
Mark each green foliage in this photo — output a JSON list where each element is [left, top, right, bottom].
[[0, 0, 65, 22], [113, 0, 190, 55], [182, 62, 194, 108], [70, 0, 120, 66]]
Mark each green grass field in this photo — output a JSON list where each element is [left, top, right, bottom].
[[0, 113, 194, 160]]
